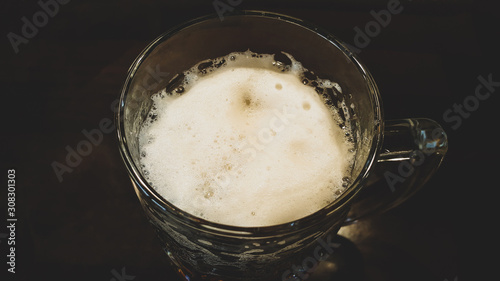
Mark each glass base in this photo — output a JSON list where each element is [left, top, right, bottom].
[[165, 234, 364, 281]]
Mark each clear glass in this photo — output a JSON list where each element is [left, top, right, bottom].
[[116, 11, 447, 281]]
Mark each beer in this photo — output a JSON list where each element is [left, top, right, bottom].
[[138, 51, 354, 227]]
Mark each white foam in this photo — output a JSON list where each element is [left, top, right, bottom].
[[139, 51, 354, 227]]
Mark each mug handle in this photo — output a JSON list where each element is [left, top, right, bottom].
[[344, 118, 448, 224]]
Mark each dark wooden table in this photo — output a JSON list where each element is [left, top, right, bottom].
[[2, 0, 497, 280]]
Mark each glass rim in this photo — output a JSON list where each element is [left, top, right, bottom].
[[116, 10, 384, 236]]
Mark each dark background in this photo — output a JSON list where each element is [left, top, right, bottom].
[[1, 0, 498, 280]]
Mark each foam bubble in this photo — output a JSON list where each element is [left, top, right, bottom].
[[139, 51, 354, 227]]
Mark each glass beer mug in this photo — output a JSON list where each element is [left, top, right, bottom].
[[116, 11, 448, 281]]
